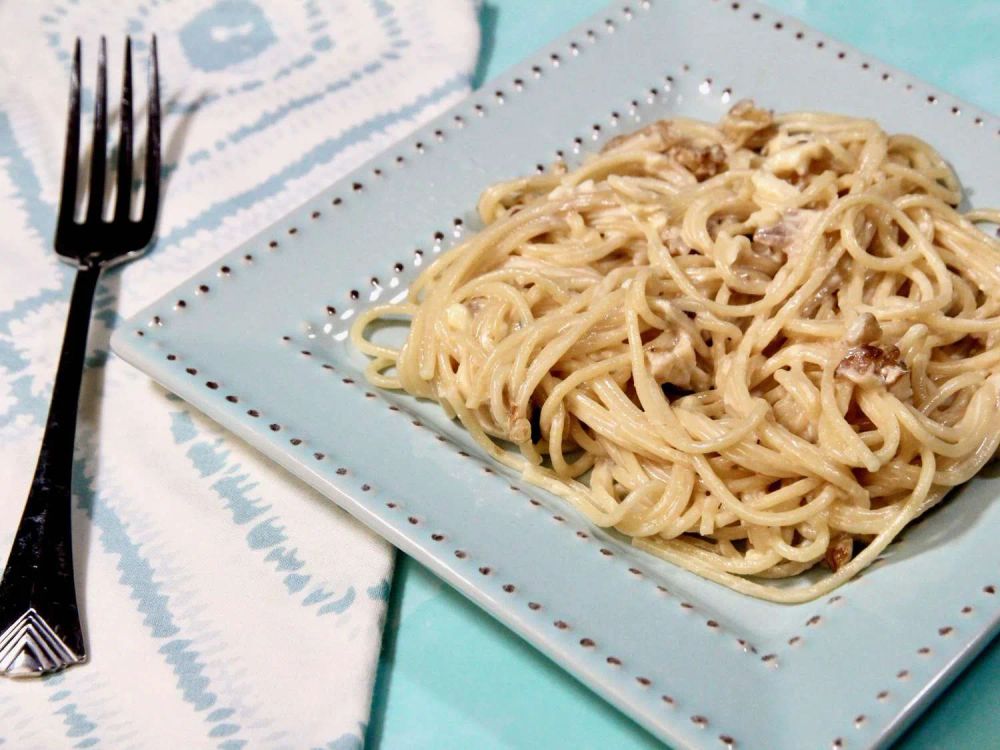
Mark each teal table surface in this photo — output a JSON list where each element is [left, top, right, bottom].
[[366, 2, 1000, 748]]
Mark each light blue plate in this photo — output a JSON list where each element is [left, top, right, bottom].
[[112, 2, 1000, 747]]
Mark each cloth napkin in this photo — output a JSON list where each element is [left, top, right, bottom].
[[0, 2, 478, 747]]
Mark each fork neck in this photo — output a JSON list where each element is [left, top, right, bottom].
[[35, 263, 103, 491]]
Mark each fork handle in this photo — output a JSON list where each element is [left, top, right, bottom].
[[0, 263, 101, 678]]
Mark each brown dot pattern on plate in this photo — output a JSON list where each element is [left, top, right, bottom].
[[502, 584, 515, 593], [335, 467, 347, 475], [225, 395, 238, 403], [580, 638, 595, 648], [454, 550, 466, 559], [606, 656, 621, 666], [636, 676, 651, 686], [479, 566, 491, 575], [431, 533, 444, 541], [691, 715, 708, 727], [528, 602, 541, 610], [554, 620, 568, 630]]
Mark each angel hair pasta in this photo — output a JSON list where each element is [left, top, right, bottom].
[[352, 101, 1000, 602]]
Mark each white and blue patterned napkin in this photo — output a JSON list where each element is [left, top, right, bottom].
[[0, 1, 478, 747]]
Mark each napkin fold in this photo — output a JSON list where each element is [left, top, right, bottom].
[[0, 1, 478, 747]]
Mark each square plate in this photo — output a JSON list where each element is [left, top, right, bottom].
[[112, 1, 1000, 747]]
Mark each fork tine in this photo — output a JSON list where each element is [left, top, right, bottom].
[[85, 37, 107, 223], [113, 37, 133, 222], [138, 35, 160, 241], [54, 39, 82, 248]]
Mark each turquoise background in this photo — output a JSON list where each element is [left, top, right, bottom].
[[367, 1, 1000, 748]]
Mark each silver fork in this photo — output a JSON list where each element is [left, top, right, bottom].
[[0, 36, 161, 679]]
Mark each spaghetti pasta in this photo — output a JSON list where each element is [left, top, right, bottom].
[[352, 101, 1000, 602]]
